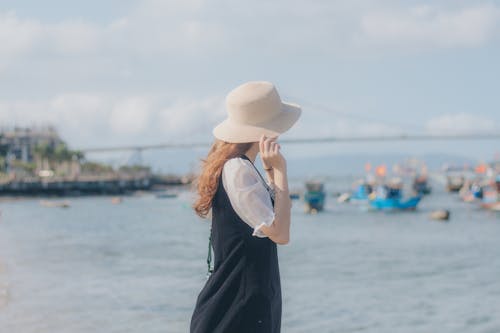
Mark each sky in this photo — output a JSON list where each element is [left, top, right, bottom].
[[1, 0, 499, 172]]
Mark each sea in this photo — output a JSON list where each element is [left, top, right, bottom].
[[0, 176, 499, 333]]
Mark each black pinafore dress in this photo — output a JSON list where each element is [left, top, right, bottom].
[[190, 154, 282, 333]]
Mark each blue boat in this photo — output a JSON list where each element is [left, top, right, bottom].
[[369, 185, 421, 210], [304, 181, 326, 213], [370, 196, 421, 210], [351, 183, 373, 201]]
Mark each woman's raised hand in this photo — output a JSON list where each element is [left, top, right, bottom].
[[259, 134, 286, 170]]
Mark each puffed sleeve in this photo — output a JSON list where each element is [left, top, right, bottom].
[[222, 157, 275, 238]]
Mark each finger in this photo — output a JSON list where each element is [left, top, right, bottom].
[[270, 142, 277, 153], [264, 137, 271, 152], [273, 143, 279, 154], [259, 134, 265, 152], [261, 135, 270, 153]]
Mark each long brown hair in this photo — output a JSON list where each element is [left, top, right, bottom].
[[192, 139, 254, 218]]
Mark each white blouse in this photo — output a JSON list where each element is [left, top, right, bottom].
[[220, 157, 276, 238]]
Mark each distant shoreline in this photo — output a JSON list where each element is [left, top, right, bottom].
[[0, 174, 192, 198], [0, 185, 190, 201]]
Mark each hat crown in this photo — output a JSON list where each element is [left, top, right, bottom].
[[226, 81, 282, 126]]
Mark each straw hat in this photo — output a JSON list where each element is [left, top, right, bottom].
[[212, 81, 302, 143]]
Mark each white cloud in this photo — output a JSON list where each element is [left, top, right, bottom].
[[49, 94, 110, 136], [0, 93, 228, 147], [157, 96, 224, 136], [48, 20, 101, 53], [425, 112, 498, 134], [0, 94, 111, 145], [109, 97, 152, 135], [0, 11, 42, 69], [360, 4, 500, 50], [0, 11, 102, 69], [0, 11, 41, 53], [3, 2, 499, 68]]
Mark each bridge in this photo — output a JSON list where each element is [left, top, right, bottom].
[[79, 133, 500, 153]]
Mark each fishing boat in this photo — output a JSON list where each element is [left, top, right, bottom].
[[155, 191, 178, 199], [369, 183, 421, 211], [480, 188, 499, 210], [111, 197, 123, 204], [412, 175, 432, 195], [337, 179, 373, 204], [304, 181, 325, 213], [370, 196, 421, 210], [351, 181, 373, 202], [459, 180, 484, 202], [429, 209, 450, 221], [39, 200, 71, 208], [446, 175, 465, 192], [337, 192, 351, 203], [479, 175, 500, 210]]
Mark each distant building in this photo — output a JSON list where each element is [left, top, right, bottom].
[[0, 125, 64, 163]]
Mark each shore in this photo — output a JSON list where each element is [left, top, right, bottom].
[[0, 173, 193, 197]]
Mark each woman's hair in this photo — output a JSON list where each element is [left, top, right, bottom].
[[192, 139, 254, 218]]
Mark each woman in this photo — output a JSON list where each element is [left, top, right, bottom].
[[190, 81, 301, 333]]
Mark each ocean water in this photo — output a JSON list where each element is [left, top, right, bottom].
[[0, 179, 499, 333]]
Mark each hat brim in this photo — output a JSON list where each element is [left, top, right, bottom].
[[212, 102, 301, 143]]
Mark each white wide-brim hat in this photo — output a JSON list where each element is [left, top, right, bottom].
[[213, 81, 302, 143]]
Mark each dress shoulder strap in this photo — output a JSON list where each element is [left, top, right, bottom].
[[238, 154, 275, 203]]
